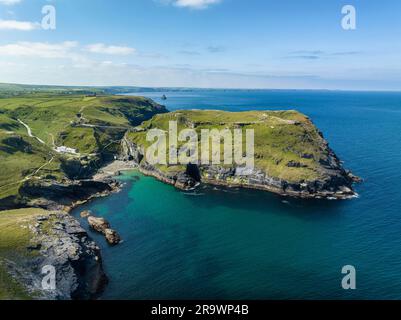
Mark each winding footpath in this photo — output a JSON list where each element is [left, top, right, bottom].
[[17, 119, 46, 144], [0, 120, 53, 189], [0, 155, 54, 189]]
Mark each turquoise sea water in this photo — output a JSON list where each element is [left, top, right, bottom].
[[73, 90, 401, 299]]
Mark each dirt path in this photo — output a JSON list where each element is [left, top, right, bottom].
[[17, 119, 46, 145], [0, 155, 54, 190]]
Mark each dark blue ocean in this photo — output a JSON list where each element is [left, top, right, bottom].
[[74, 90, 401, 299]]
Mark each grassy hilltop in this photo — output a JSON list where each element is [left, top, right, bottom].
[[128, 110, 332, 182], [126, 109, 358, 199], [0, 94, 167, 204]]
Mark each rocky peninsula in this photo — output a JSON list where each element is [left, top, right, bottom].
[[122, 110, 360, 200]]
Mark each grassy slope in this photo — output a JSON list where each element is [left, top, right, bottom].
[[0, 131, 62, 200], [0, 92, 167, 298], [0, 208, 49, 300], [0, 94, 166, 201], [127, 110, 329, 182]]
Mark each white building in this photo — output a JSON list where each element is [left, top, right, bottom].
[[55, 146, 78, 154]]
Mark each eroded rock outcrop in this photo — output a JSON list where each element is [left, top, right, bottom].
[[87, 215, 121, 245], [19, 178, 120, 210], [10, 212, 108, 300], [88, 216, 110, 233], [121, 110, 361, 200], [104, 229, 121, 245]]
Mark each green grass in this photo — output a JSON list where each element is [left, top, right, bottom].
[[0, 208, 49, 300], [127, 110, 330, 182], [0, 83, 107, 98], [0, 94, 166, 144], [0, 264, 32, 300], [0, 131, 63, 200], [0, 93, 167, 202]]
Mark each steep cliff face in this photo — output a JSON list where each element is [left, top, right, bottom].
[[27, 212, 108, 300], [122, 110, 361, 199], [120, 134, 144, 164], [1, 209, 107, 300], [198, 163, 357, 199], [18, 179, 119, 210]]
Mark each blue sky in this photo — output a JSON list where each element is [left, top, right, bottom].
[[0, 0, 401, 90]]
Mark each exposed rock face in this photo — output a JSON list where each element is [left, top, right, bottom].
[[199, 162, 358, 200], [13, 212, 108, 300], [140, 162, 198, 190], [88, 216, 110, 233], [87, 215, 121, 245], [80, 210, 91, 218], [60, 158, 96, 180], [120, 125, 360, 200], [104, 229, 121, 245], [20, 178, 120, 210], [190, 139, 361, 199], [120, 135, 144, 163]]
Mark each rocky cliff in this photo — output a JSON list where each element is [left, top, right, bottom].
[[5, 211, 107, 300], [122, 110, 361, 199]]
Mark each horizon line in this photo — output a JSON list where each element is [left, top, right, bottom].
[[1, 82, 401, 94]]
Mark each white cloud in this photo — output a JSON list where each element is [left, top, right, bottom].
[[0, 0, 21, 5], [85, 43, 135, 55], [0, 41, 78, 58], [159, 0, 221, 9], [173, 0, 221, 9], [0, 19, 39, 31], [0, 41, 135, 62]]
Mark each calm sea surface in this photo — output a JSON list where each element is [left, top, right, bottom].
[[73, 90, 401, 299]]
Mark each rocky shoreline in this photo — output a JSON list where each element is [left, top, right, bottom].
[[0, 160, 131, 300], [138, 163, 359, 200], [121, 137, 361, 200], [20, 178, 121, 212], [6, 212, 108, 300]]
